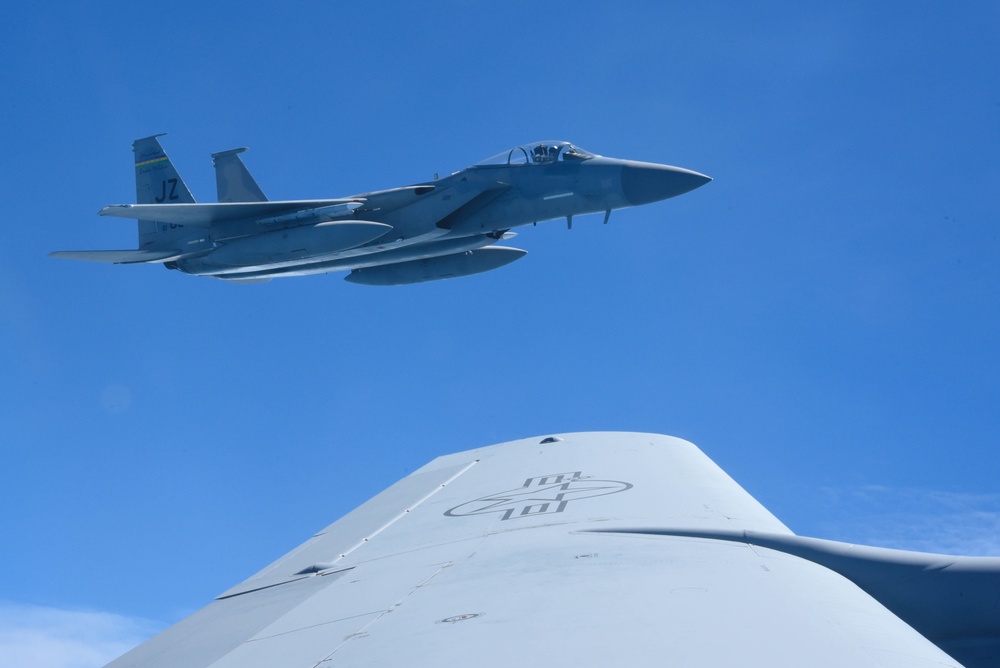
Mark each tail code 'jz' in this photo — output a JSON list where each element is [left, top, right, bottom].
[[132, 134, 196, 249]]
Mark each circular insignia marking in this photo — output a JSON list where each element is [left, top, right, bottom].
[[444, 471, 633, 521], [438, 613, 482, 624]]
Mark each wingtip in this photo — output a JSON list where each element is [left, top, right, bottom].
[[98, 204, 131, 216]]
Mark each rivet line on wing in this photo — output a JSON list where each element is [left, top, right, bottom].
[[333, 459, 481, 562]]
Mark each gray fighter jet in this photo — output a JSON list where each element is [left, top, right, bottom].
[[51, 136, 710, 284]]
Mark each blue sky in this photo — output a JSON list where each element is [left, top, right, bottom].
[[2, 2, 999, 666]]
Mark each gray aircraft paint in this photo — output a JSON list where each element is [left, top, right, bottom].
[[104, 432, 1000, 668], [51, 138, 711, 284]]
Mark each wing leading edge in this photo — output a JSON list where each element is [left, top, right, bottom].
[[105, 432, 998, 668]]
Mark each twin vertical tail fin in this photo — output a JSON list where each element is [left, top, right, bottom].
[[212, 148, 268, 203], [53, 135, 272, 265], [133, 134, 196, 204], [133, 134, 196, 249]]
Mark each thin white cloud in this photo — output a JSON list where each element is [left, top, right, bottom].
[[0, 601, 159, 668], [816, 485, 1000, 555]]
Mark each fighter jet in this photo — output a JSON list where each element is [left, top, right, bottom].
[[50, 136, 710, 284], [104, 432, 1000, 668]]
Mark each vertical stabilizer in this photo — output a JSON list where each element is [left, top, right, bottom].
[[133, 134, 196, 249], [211, 148, 268, 203], [133, 134, 196, 204]]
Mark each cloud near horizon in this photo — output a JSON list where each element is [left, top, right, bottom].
[[817, 485, 1000, 556], [0, 601, 159, 668]]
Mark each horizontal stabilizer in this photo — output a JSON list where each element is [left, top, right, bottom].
[[345, 246, 527, 286], [48, 249, 194, 264], [99, 199, 365, 227]]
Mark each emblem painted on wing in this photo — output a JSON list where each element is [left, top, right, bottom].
[[444, 471, 632, 521]]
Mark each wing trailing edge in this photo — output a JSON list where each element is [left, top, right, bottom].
[[48, 249, 203, 264], [98, 200, 366, 227]]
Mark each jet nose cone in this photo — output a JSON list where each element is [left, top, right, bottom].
[[621, 162, 712, 206]]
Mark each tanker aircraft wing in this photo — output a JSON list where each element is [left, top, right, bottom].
[[105, 432, 1000, 668]]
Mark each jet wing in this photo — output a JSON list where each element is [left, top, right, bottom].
[[98, 199, 365, 227], [48, 249, 202, 264], [105, 432, 996, 668]]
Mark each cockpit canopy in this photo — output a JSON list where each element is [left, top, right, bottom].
[[476, 141, 596, 166]]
